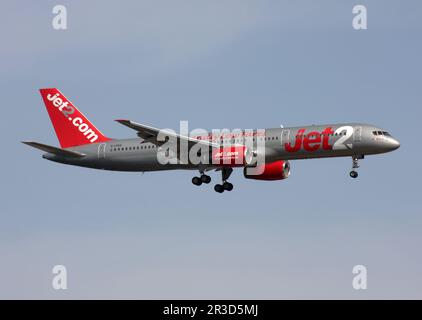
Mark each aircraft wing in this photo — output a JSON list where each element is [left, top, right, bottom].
[[115, 119, 220, 148]]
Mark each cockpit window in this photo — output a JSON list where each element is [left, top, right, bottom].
[[372, 131, 392, 137]]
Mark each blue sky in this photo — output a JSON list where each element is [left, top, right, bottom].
[[0, 0, 421, 298]]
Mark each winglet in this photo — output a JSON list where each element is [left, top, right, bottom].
[[114, 119, 157, 138], [115, 119, 136, 128]]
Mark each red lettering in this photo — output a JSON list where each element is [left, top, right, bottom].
[[303, 132, 321, 151], [285, 129, 304, 152], [321, 127, 334, 150], [285, 127, 334, 153]]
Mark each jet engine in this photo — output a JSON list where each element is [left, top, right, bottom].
[[243, 160, 291, 181]]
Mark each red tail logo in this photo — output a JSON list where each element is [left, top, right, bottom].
[[40, 88, 110, 148]]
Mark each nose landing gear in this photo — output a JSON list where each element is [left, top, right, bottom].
[[214, 168, 233, 193], [349, 155, 363, 179], [350, 170, 358, 178]]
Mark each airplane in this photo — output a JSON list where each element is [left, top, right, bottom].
[[23, 88, 400, 193]]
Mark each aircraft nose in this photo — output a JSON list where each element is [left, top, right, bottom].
[[390, 138, 400, 150]]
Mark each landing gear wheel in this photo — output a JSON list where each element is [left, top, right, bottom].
[[223, 182, 233, 191], [216, 167, 233, 193], [214, 184, 224, 193], [350, 171, 358, 179], [201, 174, 211, 184], [192, 176, 202, 186]]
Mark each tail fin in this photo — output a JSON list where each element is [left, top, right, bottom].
[[39, 88, 110, 148]]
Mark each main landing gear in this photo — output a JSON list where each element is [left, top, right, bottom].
[[191, 168, 234, 192], [192, 171, 212, 186], [349, 155, 364, 179], [214, 168, 233, 193]]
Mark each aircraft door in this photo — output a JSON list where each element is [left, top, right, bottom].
[[98, 143, 106, 159], [353, 126, 362, 142], [282, 130, 290, 147]]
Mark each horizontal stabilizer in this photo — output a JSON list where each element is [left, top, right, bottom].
[[22, 141, 86, 158]]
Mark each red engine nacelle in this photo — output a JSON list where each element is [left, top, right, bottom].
[[211, 146, 253, 167], [243, 160, 291, 181]]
